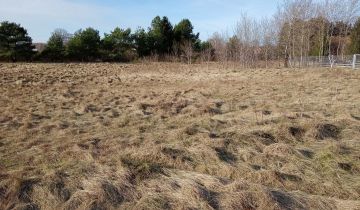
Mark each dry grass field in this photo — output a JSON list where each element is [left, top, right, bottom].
[[0, 63, 360, 210]]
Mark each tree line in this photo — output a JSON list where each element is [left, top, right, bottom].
[[0, 16, 213, 63], [1, 0, 360, 67], [208, 0, 360, 68]]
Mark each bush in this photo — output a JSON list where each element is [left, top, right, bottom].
[[67, 28, 101, 61], [0, 21, 35, 62]]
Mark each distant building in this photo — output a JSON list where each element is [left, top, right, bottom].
[[33, 43, 46, 52]]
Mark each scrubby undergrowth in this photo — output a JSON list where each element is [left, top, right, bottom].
[[0, 63, 359, 210]]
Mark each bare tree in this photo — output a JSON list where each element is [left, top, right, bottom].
[[339, 0, 360, 57], [52, 28, 72, 45], [259, 18, 277, 68], [181, 40, 193, 65], [276, 0, 316, 67], [209, 32, 228, 67], [233, 13, 262, 68], [201, 45, 213, 70], [209, 0, 360, 68]]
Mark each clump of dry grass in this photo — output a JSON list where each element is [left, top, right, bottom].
[[0, 63, 359, 209]]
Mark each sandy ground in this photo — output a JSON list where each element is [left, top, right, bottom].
[[0, 63, 359, 210]]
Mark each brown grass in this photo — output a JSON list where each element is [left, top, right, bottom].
[[0, 63, 359, 210]]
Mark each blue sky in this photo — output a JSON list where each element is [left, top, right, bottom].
[[0, 0, 281, 42]]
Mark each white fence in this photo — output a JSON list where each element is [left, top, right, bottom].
[[289, 55, 360, 69]]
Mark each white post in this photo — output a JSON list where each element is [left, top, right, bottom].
[[353, 54, 356, 69]]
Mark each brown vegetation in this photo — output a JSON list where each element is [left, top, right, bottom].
[[0, 63, 359, 209]]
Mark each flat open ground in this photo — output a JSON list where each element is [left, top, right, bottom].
[[0, 63, 360, 210]]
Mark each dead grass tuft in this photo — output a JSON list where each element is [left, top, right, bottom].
[[121, 157, 165, 183], [263, 143, 294, 158], [315, 123, 341, 140]]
